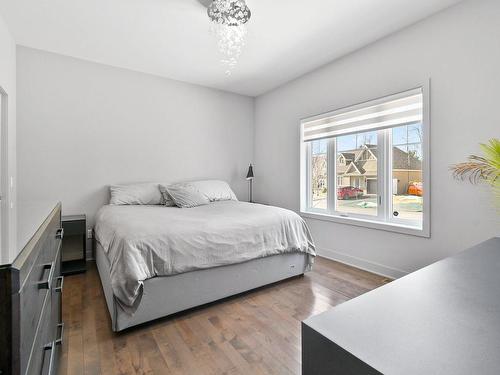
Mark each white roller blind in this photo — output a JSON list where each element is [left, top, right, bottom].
[[302, 88, 423, 142]]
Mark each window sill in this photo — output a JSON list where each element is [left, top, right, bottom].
[[300, 211, 430, 238]]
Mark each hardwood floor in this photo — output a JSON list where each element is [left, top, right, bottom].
[[59, 257, 389, 375]]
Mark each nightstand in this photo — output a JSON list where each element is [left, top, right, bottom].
[[61, 214, 87, 275]]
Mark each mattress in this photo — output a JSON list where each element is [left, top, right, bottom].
[[96, 242, 309, 331], [95, 201, 316, 311]]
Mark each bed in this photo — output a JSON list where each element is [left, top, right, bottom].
[[95, 200, 316, 331]]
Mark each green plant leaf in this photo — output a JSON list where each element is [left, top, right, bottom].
[[450, 138, 500, 204]]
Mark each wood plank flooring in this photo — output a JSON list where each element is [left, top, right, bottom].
[[59, 257, 389, 375]]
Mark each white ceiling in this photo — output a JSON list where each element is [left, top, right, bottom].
[[0, 0, 463, 96]]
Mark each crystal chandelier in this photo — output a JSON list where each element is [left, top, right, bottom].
[[207, 0, 251, 75]]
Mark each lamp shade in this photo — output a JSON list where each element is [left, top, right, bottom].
[[246, 164, 254, 180]]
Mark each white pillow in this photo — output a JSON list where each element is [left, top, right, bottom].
[[164, 183, 210, 208], [109, 183, 163, 205], [158, 184, 178, 207], [190, 180, 238, 202]]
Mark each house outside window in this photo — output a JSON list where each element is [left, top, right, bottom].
[[300, 86, 430, 237]]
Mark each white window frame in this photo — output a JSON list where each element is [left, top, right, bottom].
[[299, 83, 430, 238]]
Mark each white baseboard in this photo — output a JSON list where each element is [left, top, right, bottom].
[[317, 247, 408, 279]]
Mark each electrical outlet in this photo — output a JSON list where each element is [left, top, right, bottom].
[[87, 229, 93, 239]]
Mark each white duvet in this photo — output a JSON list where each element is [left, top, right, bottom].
[[95, 201, 316, 309]]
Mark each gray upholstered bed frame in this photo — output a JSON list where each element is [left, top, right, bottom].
[[95, 242, 309, 332]]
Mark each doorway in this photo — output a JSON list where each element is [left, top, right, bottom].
[[0, 87, 8, 261]]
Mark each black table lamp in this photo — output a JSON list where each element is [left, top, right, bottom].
[[246, 164, 254, 203]]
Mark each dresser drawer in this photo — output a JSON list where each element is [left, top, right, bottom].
[[25, 289, 62, 375], [0, 203, 62, 375], [50, 245, 64, 375], [51, 246, 63, 328], [18, 209, 62, 374]]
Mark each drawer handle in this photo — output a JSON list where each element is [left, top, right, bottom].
[[56, 228, 64, 239], [42, 324, 64, 375], [54, 276, 64, 293], [56, 323, 64, 345], [37, 262, 55, 290], [43, 341, 56, 375]]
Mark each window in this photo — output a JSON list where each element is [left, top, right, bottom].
[[391, 124, 423, 223], [300, 87, 429, 237], [310, 139, 328, 209], [336, 131, 378, 217]]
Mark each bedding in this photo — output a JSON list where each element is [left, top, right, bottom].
[[95, 201, 315, 312], [109, 182, 163, 205], [188, 180, 238, 202], [160, 180, 237, 206], [164, 183, 211, 208], [158, 185, 176, 207]]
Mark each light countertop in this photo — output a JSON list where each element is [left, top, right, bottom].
[[11, 200, 60, 264]]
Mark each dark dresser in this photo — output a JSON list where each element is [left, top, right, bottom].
[[0, 202, 64, 375], [302, 237, 500, 375]]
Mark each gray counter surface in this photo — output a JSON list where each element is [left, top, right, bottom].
[[304, 237, 500, 375]]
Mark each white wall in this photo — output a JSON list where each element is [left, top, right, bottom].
[[14, 0, 500, 273], [17, 46, 254, 256], [0, 13, 16, 264], [254, 0, 500, 277]]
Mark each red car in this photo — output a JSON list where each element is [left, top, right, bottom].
[[337, 186, 363, 200]]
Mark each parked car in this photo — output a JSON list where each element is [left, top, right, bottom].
[[407, 181, 423, 196], [337, 186, 363, 200]]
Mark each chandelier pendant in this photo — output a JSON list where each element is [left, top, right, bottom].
[[207, 0, 251, 26], [206, 0, 252, 76]]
